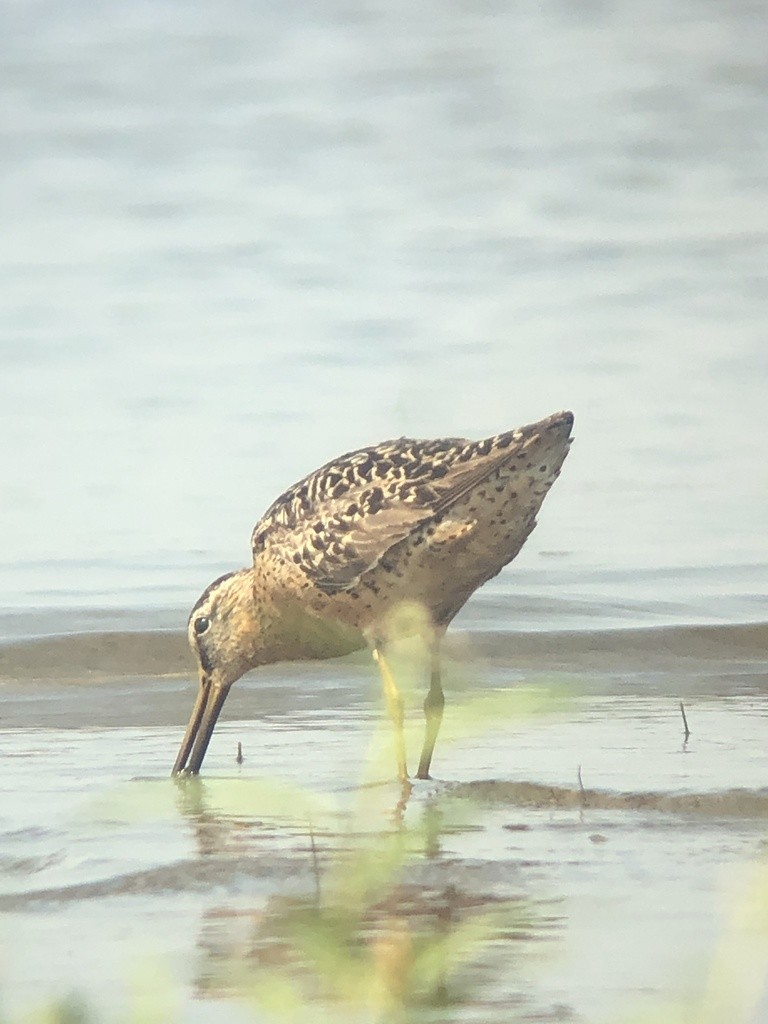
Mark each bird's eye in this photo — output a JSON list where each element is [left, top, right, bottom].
[[193, 615, 210, 636]]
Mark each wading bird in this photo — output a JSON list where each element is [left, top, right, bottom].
[[173, 410, 573, 781]]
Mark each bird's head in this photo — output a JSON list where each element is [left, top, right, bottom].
[[173, 569, 262, 775], [187, 569, 261, 687]]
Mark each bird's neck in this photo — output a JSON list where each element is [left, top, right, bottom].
[[242, 567, 364, 666]]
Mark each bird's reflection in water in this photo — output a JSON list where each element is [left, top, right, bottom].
[[170, 775, 557, 1017], [192, 876, 541, 1013], [171, 774, 333, 861]]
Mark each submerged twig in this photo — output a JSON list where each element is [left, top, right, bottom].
[[679, 702, 691, 742], [577, 764, 586, 807], [309, 820, 322, 908]]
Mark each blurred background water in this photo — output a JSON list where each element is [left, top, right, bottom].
[[1, 0, 766, 628], [1, 6, 768, 1021]]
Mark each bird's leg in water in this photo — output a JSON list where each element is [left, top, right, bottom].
[[372, 646, 408, 783], [417, 640, 445, 780]]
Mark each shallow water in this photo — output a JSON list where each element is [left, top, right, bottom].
[[2, 623, 768, 1021], [2, 0, 768, 1020]]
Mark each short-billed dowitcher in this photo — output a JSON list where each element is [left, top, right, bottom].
[[173, 410, 573, 781]]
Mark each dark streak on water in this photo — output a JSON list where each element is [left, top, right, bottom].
[[2, 618, 767, 681]]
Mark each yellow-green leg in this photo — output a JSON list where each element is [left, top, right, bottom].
[[372, 647, 408, 782], [416, 642, 444, 780]]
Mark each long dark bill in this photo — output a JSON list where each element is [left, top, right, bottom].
[[172, 675, 230, 775]]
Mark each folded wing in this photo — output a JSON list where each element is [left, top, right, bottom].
[[251, 422, 554, 594]]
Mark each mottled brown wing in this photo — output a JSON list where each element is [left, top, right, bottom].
[[250, 429, 535, 594]]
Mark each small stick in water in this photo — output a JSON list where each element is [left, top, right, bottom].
[[679, 702, 691, 742], [236, 741, 244, 765], [309, 821, 321, 907]]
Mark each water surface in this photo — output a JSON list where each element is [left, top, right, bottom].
[[1, 0, 767, 1020]]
